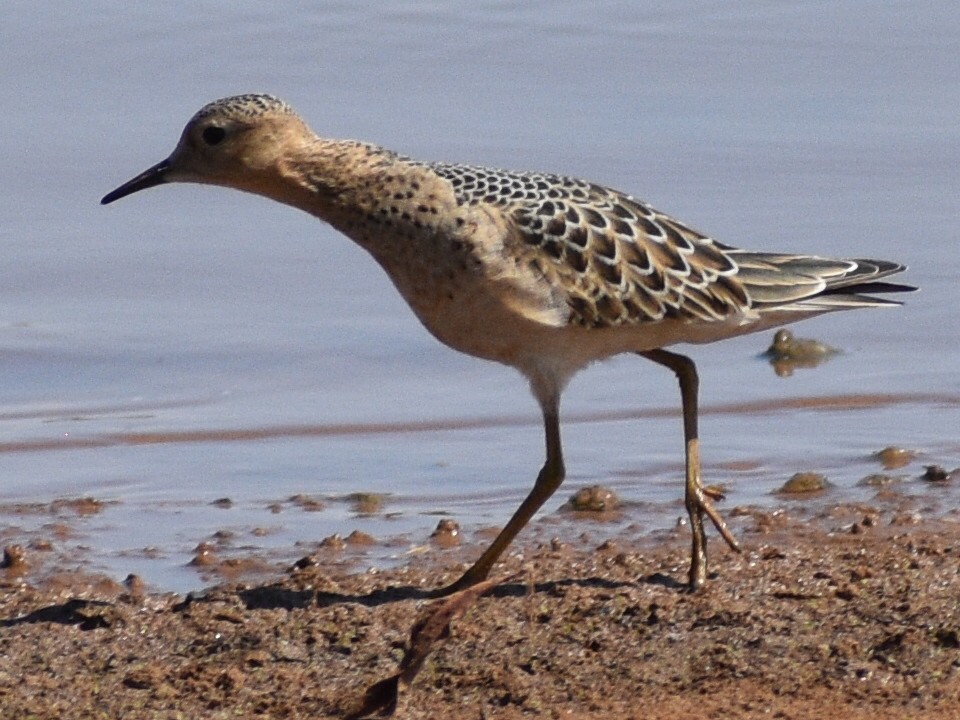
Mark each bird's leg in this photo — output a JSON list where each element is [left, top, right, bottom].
[[431, 399, 565, 598], [640, 349, 741, 589]]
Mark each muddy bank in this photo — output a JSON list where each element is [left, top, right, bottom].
[[2, 505, 959, 719]]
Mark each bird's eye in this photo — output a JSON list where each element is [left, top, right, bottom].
[[201, 126, 227, 146]]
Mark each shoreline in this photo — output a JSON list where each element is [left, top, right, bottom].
[[3, 505, 959, 719]]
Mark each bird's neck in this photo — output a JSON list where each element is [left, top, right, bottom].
[[264, 137, 465, 254], [267, 138, 402, 223]]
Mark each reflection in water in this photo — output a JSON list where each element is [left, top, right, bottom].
[[763, 329, 840, 377]]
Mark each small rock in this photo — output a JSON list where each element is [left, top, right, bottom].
[[290, 494, 326, 512], [123, 573, 145, 596], [567, 485, 619, 511], [778, 472, 830, 494], [921, 465, 952, 482], [766, 329, 838, 361], [245, 650, 271, 667], [596, 539, 618, 553], [51, 497, 106, 516], [292, 554, 319, 570], [347, 492, 385, 515], [873, 447, 916, 470], [858, 473, 901, 487], [123, 665, 162, 690], [430, 519, 461, 548], [764, 329, 839, 376], [189, 542, 218, 566], [835, 585, 857, 601], [319, 534, 345, 550], [345, 530, 376, 546], [1, 545, 27, 570]]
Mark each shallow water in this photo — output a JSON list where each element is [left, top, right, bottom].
[[2, 2, 958, 591]]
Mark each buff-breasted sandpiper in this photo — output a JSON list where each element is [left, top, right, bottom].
[[102, 94, 915, 594]]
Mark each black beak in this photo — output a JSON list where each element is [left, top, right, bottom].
[[101, 158, 172, 205]]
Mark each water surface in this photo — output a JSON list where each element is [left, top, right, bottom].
[[2, 2, 958, 591]]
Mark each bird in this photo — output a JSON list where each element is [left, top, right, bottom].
[[102, 94, 914, 595]]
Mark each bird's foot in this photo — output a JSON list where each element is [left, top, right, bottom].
[[687, 481, 742, 591], [697, 484, 741, 554]]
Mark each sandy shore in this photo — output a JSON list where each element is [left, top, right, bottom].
[[2, 500, 959, 720]]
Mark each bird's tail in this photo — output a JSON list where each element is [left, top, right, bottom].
[[728, 253, 916, 312]]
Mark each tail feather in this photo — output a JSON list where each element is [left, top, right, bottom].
[[730, 252, 916, 312]]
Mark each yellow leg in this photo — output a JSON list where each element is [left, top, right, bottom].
[[641, 349, 741, 589], [431, 400, 565, 598]]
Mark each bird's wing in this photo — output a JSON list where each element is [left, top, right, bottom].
[[429, 162, 750, 327]]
